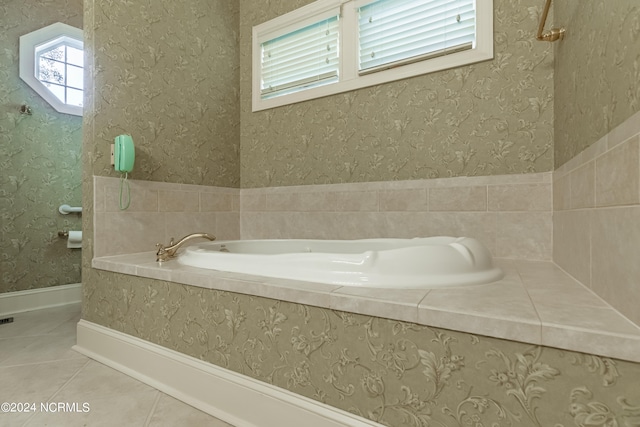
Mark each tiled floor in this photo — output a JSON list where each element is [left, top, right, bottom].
[[0, 303, 234, 427]]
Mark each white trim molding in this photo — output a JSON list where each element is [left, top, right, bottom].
[[0, 283, 82, 316], [74, 320, 383, 427]]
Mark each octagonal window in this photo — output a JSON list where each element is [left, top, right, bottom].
[[20, 22, 84, 116]]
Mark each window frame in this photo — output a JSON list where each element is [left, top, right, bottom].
[[19, 22, 84, 117], [252, 0, 493, 112]]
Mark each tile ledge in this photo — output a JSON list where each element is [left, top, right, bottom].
[[91, 255, 640, 363]]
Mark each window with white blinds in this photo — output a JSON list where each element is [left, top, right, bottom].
[[358, 0, 475, 73], [252, 0, 493, 111], [261, 16, 340, 99]]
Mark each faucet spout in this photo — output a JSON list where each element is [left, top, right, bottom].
[[156, 232, 216, 262]]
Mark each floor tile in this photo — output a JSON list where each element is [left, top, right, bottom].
[[0, 303, 236, 427], [54, 360, 159, 402], [0, 334, 86, 367]]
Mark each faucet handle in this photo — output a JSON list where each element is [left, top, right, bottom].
[[155, 243, 166, 261]]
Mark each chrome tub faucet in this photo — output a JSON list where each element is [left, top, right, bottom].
[[156, 232, 216, 262]]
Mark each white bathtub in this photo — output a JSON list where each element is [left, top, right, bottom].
[[177, 236, 503, 288]]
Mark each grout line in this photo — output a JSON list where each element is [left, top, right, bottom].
[[517, 267, 544, 345], [485, 185, 489, 212], [45, 358, 92, 403], [143, 391, 162, 427], [0, 355, 89, 370], [588, 202, 593, 291]]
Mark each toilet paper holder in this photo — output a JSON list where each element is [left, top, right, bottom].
[[58, 230, 81, 239], [58, 230, 82, 249]]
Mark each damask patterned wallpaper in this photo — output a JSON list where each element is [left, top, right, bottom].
[[84, 272, 640, 427], [239, 0, 555, 188], [554, 0, 640, 167], [0, 0, 83, 294], [85, 0, 240, 187]]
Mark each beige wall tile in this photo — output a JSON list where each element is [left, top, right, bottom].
[[240, 193, 266, 211], [334, 191, 379, 212], [95, 174, 555, 262], [552, 210, 591, 287], [215, 212, 241, 240], [94, 212, 165, 257], [158, 190, 200, 212], [297, 192, 337, 211], [424, 212, 497, 256], [378, 189, 427, 211], [595, 136, 640, 207], [591, 206, 640, 325], [239, 212, 264, 240], [93, 177, 112, 213], [488, 184, 551, 212], [104, 184, 159, 212], [292, 212, 364, 239], [495, 212, 552, 260], [200, 192, 234, 212], [553, 173, 571, 211], [429, 186, 487, 211], [569, 162, 595, 209], [252, 212, 299, 239], [163, 213, 217, 244], [322, 212, 386, 239], [266, 192, 337, 212], [377, 212, 431, 238]]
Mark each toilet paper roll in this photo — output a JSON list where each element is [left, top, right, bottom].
[[67, 230, 82, 249]]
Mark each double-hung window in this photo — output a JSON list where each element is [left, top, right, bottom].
[[252, 0, 493, 111]]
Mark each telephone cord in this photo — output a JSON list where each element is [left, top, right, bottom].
[[119, 172, 131, 210]]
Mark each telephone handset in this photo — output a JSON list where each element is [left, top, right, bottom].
[[112, 134, 135, 210], [114, 134, 135, 173]]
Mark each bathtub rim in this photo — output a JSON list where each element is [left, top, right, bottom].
[[91, 251, 640, 364], [177, 237, 505, 288]]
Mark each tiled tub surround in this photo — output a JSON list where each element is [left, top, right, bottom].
[[553, 110, 640, 327], [92, 171, 640, 363], [93, 177, 240, 257], [239, 172, 553, 261], [94, 172, 553, 260], [93, 253, 640, 364]]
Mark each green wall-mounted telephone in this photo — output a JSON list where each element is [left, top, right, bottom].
[[114, 134, 135, 173], [113, 134, 135, 210]]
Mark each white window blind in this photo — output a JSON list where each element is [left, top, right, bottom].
[[261, 15, 340, 99], [358, 0, 476, 73]]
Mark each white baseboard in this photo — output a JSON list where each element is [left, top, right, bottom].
[[0, 283, 82, 317], [73, 320, 381, 427]]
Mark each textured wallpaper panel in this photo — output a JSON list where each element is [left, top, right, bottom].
[[554, 0, 640, 167], [87, 0, 240, 187], [0, 0, 83, 293], [239, 0, 555, 188], [84, 272, 640, 427]]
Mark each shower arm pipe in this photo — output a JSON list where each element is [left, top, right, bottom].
[[536, 0, 565, 42]]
